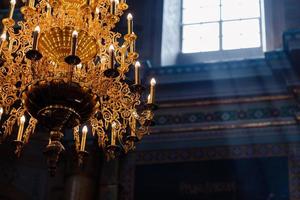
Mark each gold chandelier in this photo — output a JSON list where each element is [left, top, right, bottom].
[[0, 0, 157, 175]]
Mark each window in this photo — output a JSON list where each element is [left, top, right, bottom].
[[182, 0, 263, 53]]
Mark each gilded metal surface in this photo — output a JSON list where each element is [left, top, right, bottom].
[[0, 0, 155, 160]]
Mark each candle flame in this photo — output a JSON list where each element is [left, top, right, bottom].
[[10, 0, 16, 5], [34, 26, 41, 33], [135, 61, 141, 68], [109, 44, 115, 52], [95, 7, 100, 14], [127, 13, 133, 20], [0, 107, 3, 114], [20, 115, 26, 124], [150, 78, 156, 86], [77, 63, 82, 69], [72, 30, 78, 37], [82, 125, 88, 134], [112, 121, 117, 128], [0, 32, 7, 41]]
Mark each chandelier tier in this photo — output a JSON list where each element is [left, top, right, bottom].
[[0, 0, 156, 175]]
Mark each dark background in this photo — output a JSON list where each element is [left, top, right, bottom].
[[135, 157, 289, 200]]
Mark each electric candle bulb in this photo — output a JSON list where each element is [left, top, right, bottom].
[[0, 32, 7, 53], [111, 122, 116, 145], [109, 45, 115, 69], [127, 13, 133, 35], [95, 7, 100, 19], [28, 0, 35, 8], [0, 107, 3, 121], [32, 26, 41, 51], [80, 125, 88, 151], [77, 63, 82, 70], [9, 0, 16, 19], [46, 3, 51, 17], [149, 78, 156, 104], [0, 33, 7, 41], [17, 115, 26, 141], [71, 30, 78, 56], [135, 61, 141, 85]]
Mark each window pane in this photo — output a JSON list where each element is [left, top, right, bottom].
[[222, 19, 261, 50], [183, 0, 220, 9], [182, 0, 220, 24], [221, 0, 261, 20], [182, 23, 220, 53]]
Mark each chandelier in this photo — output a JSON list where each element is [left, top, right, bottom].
[[0, 0, 157, 175]]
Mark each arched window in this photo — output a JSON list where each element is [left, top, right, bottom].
[[182, 0, 263, 53]]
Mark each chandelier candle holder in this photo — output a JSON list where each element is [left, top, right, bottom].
[[0, 0, 157, 175]]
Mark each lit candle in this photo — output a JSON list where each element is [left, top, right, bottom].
[[80, 125, 88, 151], [111, 122, 116, 145], [149, 78, 156, 104], [109, 45, 115, 69], [127, 13, 133, 35], [8, 0, 16, 19], [71, 30, 78, 56], [135, 61, 141, 85], [0, 107, 3, 121], [46, 3, 51, 18], [32, 26, 40, 51], [17, 115, 26, 141], [0, 32, 7, 53], [110, 0, 116, 15], [28, 0, 35, 8], [95, 7, 100, 20], [76, 63, 82, 72]]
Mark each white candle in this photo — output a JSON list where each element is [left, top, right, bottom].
[[134, 61, 141, 85], [0, 32, 7, 53], [149, 78, 156, 104], [9, 0, 16, 19], [0, 107, 3, 121], [28, 0, 35, 8], [127, 13, 133, 35], [17, 115, 26, 141], [32, 26, 40, 51], [46, 3, 51, 18], [80, 126, 88, 151], [95, 7, 100, 19], [71, 30, 78, 56], [111, 122, 116, 145]]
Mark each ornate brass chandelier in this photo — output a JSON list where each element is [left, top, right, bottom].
[[0, 0, 156, 175]]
